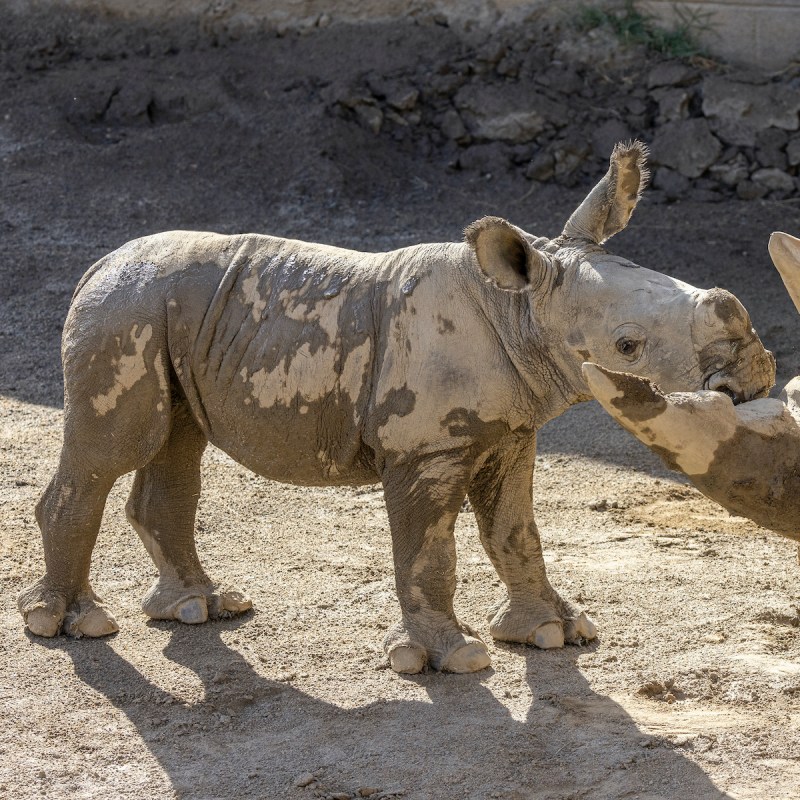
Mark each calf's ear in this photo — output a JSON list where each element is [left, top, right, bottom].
[[561, 140, 649, 245], [465, 216, 556, 292], [769, 232, 800, 314]]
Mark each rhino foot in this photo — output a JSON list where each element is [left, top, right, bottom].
[[487, 596, 597, 648], [141, 577, 253, 624], [19, 577, 119, 638], [383, 621, 491, 674]]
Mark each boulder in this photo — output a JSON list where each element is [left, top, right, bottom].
[[454, 83, 568, 143], [702, 76, 800, 147], [650, 119, 722, 178]]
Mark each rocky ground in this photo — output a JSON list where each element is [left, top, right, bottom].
[[1, 7, 800, 800]]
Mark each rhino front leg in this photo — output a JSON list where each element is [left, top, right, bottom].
[[381, 455, 491, 674], [469, 434, 597, 649], [125, 401, 252, 624]]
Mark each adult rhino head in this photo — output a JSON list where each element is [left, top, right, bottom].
[[582, 232, 800, 540], [468, 142, 776, 409]]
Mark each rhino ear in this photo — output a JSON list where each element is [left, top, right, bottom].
[[465, 216, 555, 292], [769, 232, 800, 314], [561, 141, 649, 245]]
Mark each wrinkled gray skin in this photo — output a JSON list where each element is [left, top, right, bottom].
[[18, 142, 776, 674], [584, 232, 800, 541]]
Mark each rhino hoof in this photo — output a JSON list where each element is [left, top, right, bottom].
[[564, 611, 597, 643], [441, 641, 492, 673], [389, 644, 427, 674], [216, 589, 253, 616], [25, 607, 62, 638], [65, 605, 120, 638], [533, 622, 565, 649], [175, 596, 209, 624]]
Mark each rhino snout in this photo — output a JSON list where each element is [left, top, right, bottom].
[[704, 346, 776, 404]]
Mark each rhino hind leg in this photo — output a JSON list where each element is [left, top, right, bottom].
[[468, 435, 597, 649], [19, 333, 175, 637], [125, 400, 253, 624], [18, 465, 121, 638], [381, 458, 491, 674]]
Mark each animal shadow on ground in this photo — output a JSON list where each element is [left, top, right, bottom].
[[48, 618, 733, 800]]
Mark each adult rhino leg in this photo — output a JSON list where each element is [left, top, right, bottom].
[[381, 455, 490, 674], [469, 433, 597, 649], [125, 400, 252, 624], [19, 325, 173, 638]]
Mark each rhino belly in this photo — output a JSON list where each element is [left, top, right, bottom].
[[174, 275, 378, 485]]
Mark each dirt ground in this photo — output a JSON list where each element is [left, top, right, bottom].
[[2, 11, 800, 800]]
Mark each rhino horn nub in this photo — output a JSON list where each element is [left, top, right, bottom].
[[561, 140, 650, 245], [768, 232, 800, 314]]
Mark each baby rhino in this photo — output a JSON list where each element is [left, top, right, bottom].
[[19, 143, 775, 673]]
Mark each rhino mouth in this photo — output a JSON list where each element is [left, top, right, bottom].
[[703, 372, 771, 405]]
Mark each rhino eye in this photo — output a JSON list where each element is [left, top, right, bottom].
[[616, 337, 640, 357]]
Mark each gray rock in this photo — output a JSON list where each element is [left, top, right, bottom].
[[751, 167, 795, 193], [458, 142, 510, 175], [702, 76, 800, 147], [647, 62, 698, 89], [455, 83, 568, 142], [787, 134, 800, 167], [708, 153, 750, 187], [736, 180, 768, 200], [440, 108, 467, 141], [552, 134, 591, 181], [105, 84, 154, 126], [591, 119, 633, 161], [354, 104, 383, 135], [650, 119, 722, 178], [525, 150, 555, 182], [652, 87, 690, 123], [755, 128, 789, 170], [653, 167, 690, 200]]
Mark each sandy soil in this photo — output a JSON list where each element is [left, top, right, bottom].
[[1, 13, 800, 800]]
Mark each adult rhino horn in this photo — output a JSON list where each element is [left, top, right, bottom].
[[560, 141, 650, 245], [769, 232, 800, 314], [582, 362, 800, 541]]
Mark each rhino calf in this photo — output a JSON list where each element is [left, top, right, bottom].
[[18, 143, 776, 673], [584, 232, 800, 540]]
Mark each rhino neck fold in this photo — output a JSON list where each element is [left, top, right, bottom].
[[463, 263, 585, 429]]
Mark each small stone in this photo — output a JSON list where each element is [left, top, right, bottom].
[[735, 180, 768, 200], [751, 167, 795, 194], [354, 104, 383, 135], [652, 87, 690, 122], [525, 151, 555, 182], [358, 789, 379, 798], [589, 498, 608, 511], [440, 109, 466, 141], [637, 680, 665, 697], [295, 773, 316, 788], [647, 62, 697, 89], [708, 154, 749, 187], [787, 135, 800, 167], [653, 167, 690, 200], [331, 793, 351, 800]]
